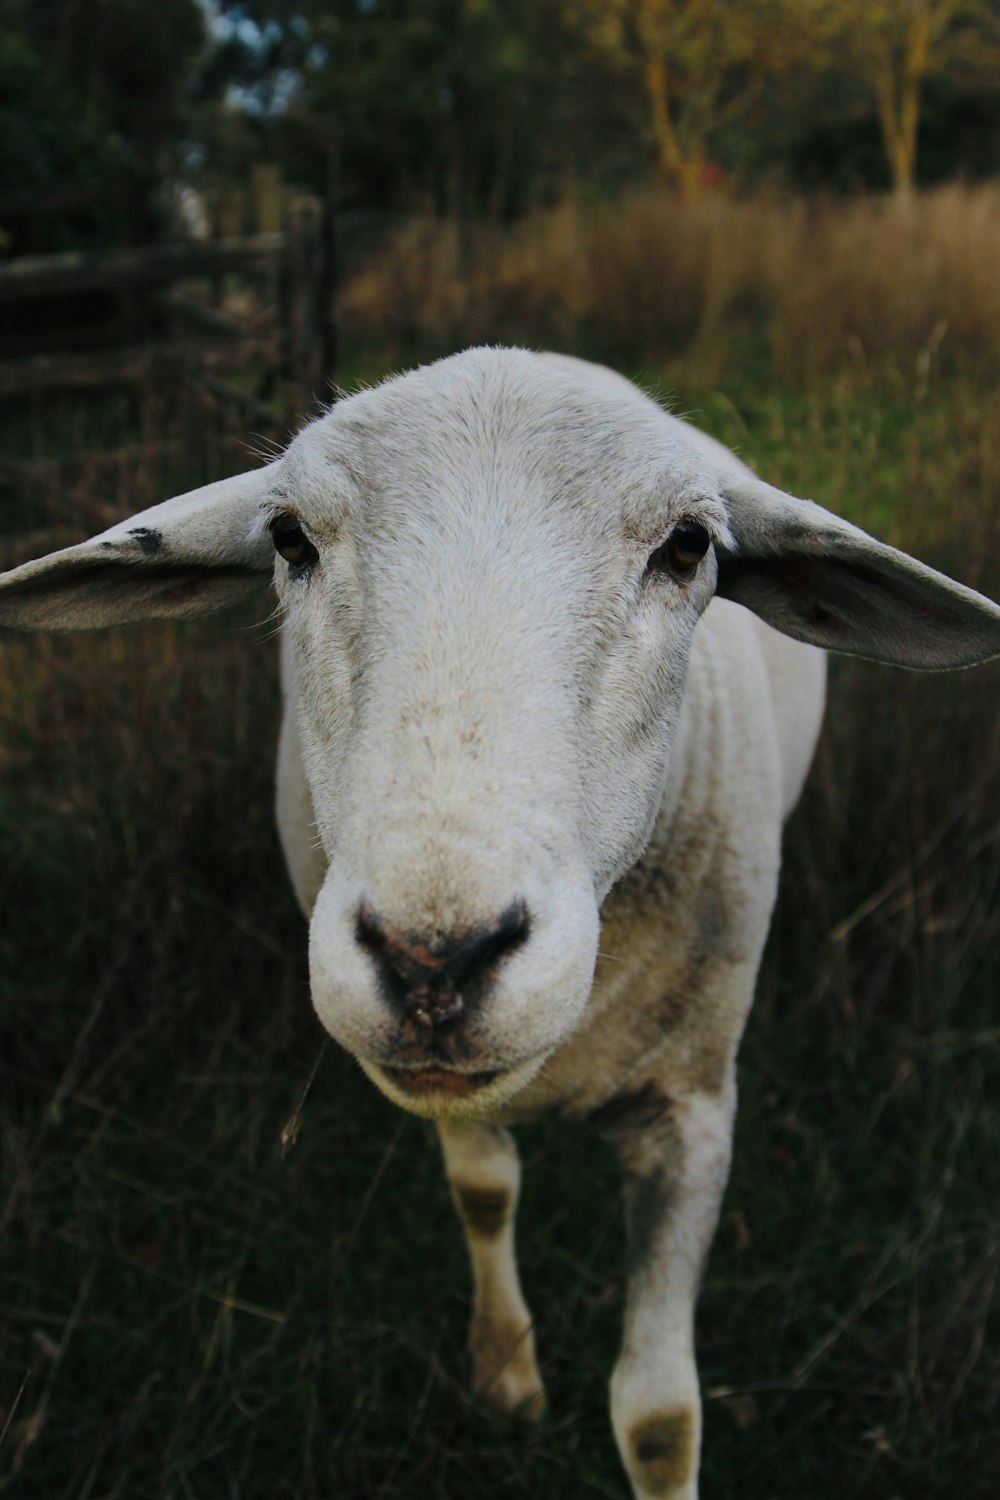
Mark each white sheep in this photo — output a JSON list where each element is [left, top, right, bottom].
[[2, 348, 998, 1499]]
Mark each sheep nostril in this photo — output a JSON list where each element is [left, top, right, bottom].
[[355, 904, 388, 962], [354, 900, 531, 1026], [470, 902, 531, 976]]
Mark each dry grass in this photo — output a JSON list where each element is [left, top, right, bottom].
[[341, 184, 1000, 384]]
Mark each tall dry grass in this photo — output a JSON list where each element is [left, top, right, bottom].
[[341, 184, 1000, 382]]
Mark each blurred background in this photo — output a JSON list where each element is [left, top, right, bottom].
[[1, 2, 999, 1497]]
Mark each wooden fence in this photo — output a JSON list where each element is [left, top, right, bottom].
[[0, 193, 337, 496]]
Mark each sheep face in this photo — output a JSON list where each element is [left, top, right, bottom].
[[273, 350, 729, 1117], [6, 346, 996, 1129]]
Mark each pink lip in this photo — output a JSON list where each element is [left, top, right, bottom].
[[384, 1066, 498, 1098]]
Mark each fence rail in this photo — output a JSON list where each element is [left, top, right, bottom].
[[0, 233, 286, 302], [0, 194, 336, 494]]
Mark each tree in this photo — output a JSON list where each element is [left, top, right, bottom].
[[211, 0, 606, 218], [816, 0, 1000, 195], [0, 0, 208, 249], [567, 0, 804, 193], [3, 0, 206, 168]]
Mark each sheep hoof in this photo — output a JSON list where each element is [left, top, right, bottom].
[[471, 1319, 546, 1421]]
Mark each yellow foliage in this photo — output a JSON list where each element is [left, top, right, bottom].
[[340, 183, 1000, 384]]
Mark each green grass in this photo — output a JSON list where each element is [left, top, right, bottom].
[[1, 361, 998, 1499]]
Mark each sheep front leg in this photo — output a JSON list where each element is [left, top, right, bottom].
[[606, 1085, 736, 1500], [437, 1119, 545, 1418]]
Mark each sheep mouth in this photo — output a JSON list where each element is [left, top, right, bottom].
[[382, 1065, 499, 1098], [362, 1052, 550, 1118]]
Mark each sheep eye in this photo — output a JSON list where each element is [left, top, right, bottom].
[[647, 520, 711, 581], [269, 514, 318, 571]]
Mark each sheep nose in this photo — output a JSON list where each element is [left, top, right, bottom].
[[355, 901, 531, 1029]]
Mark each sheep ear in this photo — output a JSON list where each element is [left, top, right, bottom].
[[716, 476, 1000, 670], [0, 465, 279, 631]]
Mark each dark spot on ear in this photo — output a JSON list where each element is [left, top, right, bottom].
[[588, 1082, 673, 1136], [129, 527, 164, 555], [629, 1408, 694, 1493], [455, 1185, 510, 1239], [100, 541, 116, 550]]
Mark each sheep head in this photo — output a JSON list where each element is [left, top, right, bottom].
[[2, 348, 999, 1121]]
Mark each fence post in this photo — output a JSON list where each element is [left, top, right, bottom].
[[284, 194, 332, 427], [323, 127, 340, 398], [252, 165, 283, 235]]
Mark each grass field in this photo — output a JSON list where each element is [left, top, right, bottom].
[[1, 188, 999, 1498]]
